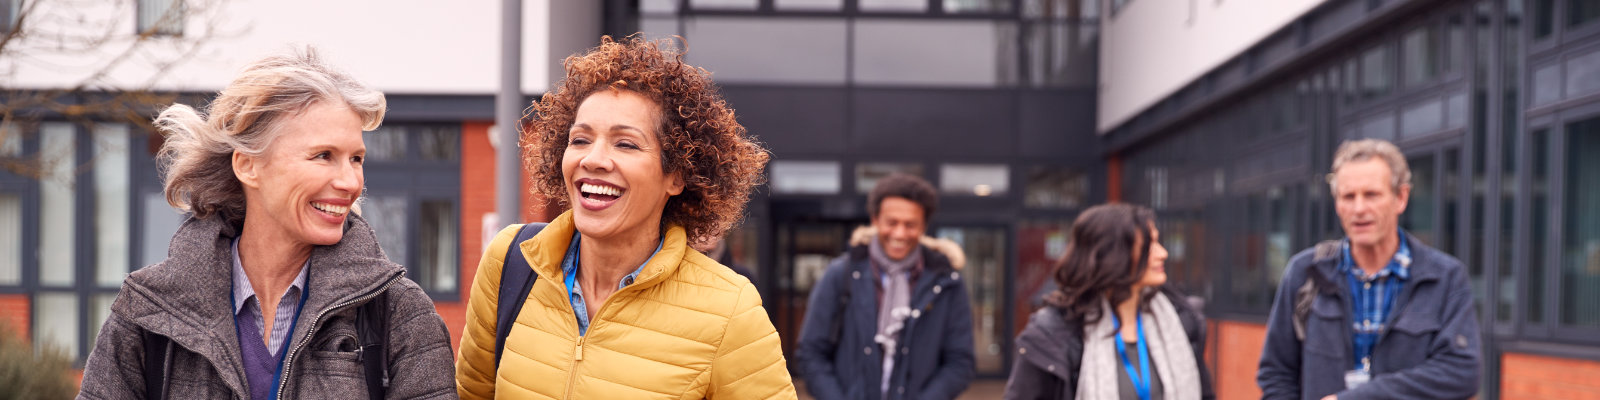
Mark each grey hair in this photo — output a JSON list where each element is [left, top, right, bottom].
[[1326, 139, 1411, 194], [157, 46, 386, 226]]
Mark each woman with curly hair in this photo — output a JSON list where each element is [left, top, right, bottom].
[[455, 35, 795, 399], [1004, 203, 1213, 400]]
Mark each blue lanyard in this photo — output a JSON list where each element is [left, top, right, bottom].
[[1111, 312, 1154, 400]]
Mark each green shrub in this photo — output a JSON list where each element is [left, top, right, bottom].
[[0, 320, 76, 400]]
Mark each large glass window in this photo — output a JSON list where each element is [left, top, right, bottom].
[[1404, 154, 1437, 247], [771, 161, 842, 195], [684, 18, 849, 85], [935, 226, 1007, 375], [417, 126, 461, 161], [419, 200, 458, 293], [1024, 22, 1097, 87], [945, 0, 1012, 14], [1361, 44, 1395, 99], [1024, 166, 1089, 209], [853, 19, 1019, 87], [1534, 0, 1555, 38], [34, 293, 79, 359], [1402, 25, 1441, 87], [94, 124, 130, 288], [1570, 0, 1600, 28], [1562, 116, 1600, 328], [0, 193, 18, 285], [776, 0, 843, 11], [39, 123, 74, 287], [365, 126, 408, 162], [1566, 49, 1600, 100], [140, 191, 183, 268], [855, 162, 924, 194], [362, 196, 410, 268], [940, 163, 1009, 196], [1530, 129, 1549, 324], [136, 0, 183, 36], [860, 0, 927, 12]]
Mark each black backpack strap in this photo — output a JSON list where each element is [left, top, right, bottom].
[[494, 222, 547, 370], [1293, 240, 1344, 340], [142, 330, 171, 400], [357, 290, 390, 400]]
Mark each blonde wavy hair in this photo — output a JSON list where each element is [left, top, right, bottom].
[[157, 46, 386, 226]]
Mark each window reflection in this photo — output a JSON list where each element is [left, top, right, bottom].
[[1024, 166, 1088, 209], [940, 164, 1009, 196], [936, 226, 1007, 375], [856, 162, 924, 194], [1562, 116, 1600, 328], [420, 200, 458, 293], [771, 160, 842, 195], [94, 124, 131, 288], [40, 123, 74, 287]]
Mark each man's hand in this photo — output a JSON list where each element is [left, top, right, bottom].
[[1321, 395, 1337, 400]]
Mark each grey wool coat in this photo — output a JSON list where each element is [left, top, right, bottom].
[[77, 214, 459, 400]]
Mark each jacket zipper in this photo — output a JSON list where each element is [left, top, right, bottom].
[[561, 281, 640, 400], [275, 274, 402, 399]]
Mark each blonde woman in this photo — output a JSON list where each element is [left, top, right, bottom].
[[79, 48, 457, 400]]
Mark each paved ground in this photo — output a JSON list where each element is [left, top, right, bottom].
[[797, 378, 1008, 399]]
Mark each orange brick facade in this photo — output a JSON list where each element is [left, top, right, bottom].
[[1502, 352, 1600, 400], [0, 294, 28, 340], [1213, 320, 1266, 400]]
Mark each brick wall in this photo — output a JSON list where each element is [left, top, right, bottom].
[[1502, 352, 1600, 400], [1214, 320, 1266, 400], [0, 294, 28, 340]]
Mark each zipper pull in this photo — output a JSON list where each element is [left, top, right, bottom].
[[575, 339, 584, 361]]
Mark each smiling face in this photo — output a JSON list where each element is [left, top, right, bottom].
[[235, 101, 365, 247], [563, 89, 684, 241], [872, 196, 927, 261], [1333, 158, 1409, 250]]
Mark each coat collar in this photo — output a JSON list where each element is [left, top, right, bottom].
[[1313, 232, 1444, 286], [521, 210, 691, 293], [114, 213, 405, 395]]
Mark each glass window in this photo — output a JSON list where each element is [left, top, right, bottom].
[[1025, 22, 1098, 87], [1401, 99, 1444, 139], [1024, 166, 1089, 209], [141, 190, 183, 268], [934, 226, 1007, 374], [1024, 0, 1097, 19], [365, 126, 407, 162], [0, 194, 18, 285], [361, 196, 410, 267], [1566, 48, 1600, 100], [1360, 113, 1397, 141], [418, 125, 460, 161], [1446, 91, 1469, 129], [419, 200, 458, 293], [1499, 121, 1519, 322], [770, 161, 841, 195], [945, 0, 1012, 13], [1534, 0, 1555, 38], [1402, 25, 1440, 87], [940, 163, 1009, 196], [34, 293, 79, 359], [776, 0, 844, 11], [1404, 154, 1437, 247], [1570, 0, 1600, 28], [1530, 129, 1549, 324], [641, 0, 679, 13], [1562, 116, 1600, 328], [94, 124, 130, 287], [88, 293, 116, 357], [1361, 44, 1394, 99], [639, 17, 680, 42], [853, 19, 1019, 87], [1533, 63, 1562, 106], [860, 0, 927, 12], [40, 123, 74, 287], [684, 17, 848, 85], [0, 0, 17, 32], [136, 0, 183, 36], [856, 162, 924, 193], [691, 0, 758, 9], [1017, 221, 1071, 315], [0, 122, 17, 157]]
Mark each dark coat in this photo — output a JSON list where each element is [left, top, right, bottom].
[[1257, 233, 1481, 400], [1002, 287, 1214, 400], [78, 214, 458, 400], [796, 240, 976, 400]]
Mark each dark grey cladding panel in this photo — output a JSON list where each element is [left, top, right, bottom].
[[850, 88, 1017, 158], [1018, 89, 1098, 159], [718, 86, 850, 157], [382, 95, 503, 122]]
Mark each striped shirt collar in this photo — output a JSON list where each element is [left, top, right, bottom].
[[231, 236, 311, 315]]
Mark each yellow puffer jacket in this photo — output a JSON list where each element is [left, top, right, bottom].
[[456, 211, 798, 400]]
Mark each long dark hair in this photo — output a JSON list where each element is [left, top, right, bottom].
[[1044, 203, 1159, 325]]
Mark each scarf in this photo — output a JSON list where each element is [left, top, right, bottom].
[[1076, 291, 1201, 400], [869, 235, 921, 396]]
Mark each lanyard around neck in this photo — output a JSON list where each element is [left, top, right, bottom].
[[1112, 312, 1154, 400]]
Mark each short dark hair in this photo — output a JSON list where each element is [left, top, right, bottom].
[[867, 173, 938, 220]]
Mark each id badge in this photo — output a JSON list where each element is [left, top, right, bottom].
[[1344, 369, 1372, 389]]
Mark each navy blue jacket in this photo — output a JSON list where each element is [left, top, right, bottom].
[[1257, 233, 1481, 399], [797, 243, 977, 400]]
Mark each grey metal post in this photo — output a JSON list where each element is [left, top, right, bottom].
[[496, 0, 523, 224]]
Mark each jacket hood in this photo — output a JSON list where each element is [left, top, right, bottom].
[[848, 225, 966, 270]]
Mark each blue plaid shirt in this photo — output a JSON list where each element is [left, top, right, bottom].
[[1339, 230, 1412, 372], [561, 232, 660, 336]]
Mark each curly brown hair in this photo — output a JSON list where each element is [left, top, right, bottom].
[[523, 35, 770, 246]]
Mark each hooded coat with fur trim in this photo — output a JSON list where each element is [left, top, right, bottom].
[[796, 226, 977, 400]]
